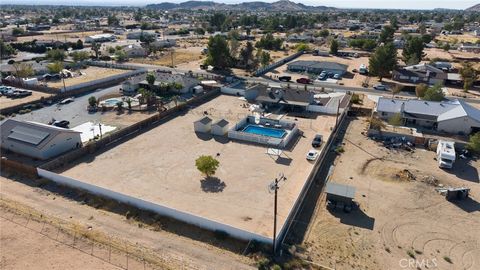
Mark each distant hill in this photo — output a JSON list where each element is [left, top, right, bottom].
[[146, 0, 332, 11], [466, 3, 480, 11]]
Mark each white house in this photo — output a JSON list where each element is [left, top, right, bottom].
[[194, 116, 212, 133], [123, 44, 147, 58], [0, 119, 82, 160], [375, 98, 480, 135], [211, 119, 229, 136]]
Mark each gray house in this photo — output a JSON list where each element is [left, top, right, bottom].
[[392, 64, 447, 85], [287, 61, 348, 75], [375, 97, 480, 135], [0, 119, 82, 160], [245, 84, 314, 112]]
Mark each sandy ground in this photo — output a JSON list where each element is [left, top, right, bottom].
[[0, 90, 50, 110], [131, 48, 204, 69], [59, 95, 335, 238], [47, 67, 128, 89], [436, 34, 480, 44], [0, 176, 255, 270], [0, 210, 121, 270], [301, 116, 480, 270]]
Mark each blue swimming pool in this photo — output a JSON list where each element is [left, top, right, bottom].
[[242, 125, 286, 138]]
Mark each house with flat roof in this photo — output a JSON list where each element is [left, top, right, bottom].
[[0, 119, 82, 160], [287, 61, 348, 75], [375, 97, 480, 135], [245, 84, 314, 112], [392, 63, 447, 85]]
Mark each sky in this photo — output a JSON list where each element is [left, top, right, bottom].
[[3, 0, 479, 10]]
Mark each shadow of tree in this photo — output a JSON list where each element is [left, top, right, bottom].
[[200, 177, 226, 193]]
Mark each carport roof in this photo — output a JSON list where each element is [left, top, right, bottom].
[[326, 182, 356, 199]]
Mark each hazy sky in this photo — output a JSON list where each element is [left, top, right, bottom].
[[4, 0, 479, 9]]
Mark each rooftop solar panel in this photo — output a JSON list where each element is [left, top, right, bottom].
[[7, 126, 50, 145]]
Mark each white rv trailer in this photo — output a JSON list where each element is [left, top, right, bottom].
[[436, 140, 455, 169]]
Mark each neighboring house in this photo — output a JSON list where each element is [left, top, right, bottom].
[[245, 84, 314, 111], [459, 43, 480, 53], [287, 60, 348, 75], [26, 24, 51, 31], [375, 97, 480, 135], [392, 64, 447, 85], [245, 84, 349, 114], [123, 44, 147, 58], [85, 34, 116, 43], [0, 119, 82, 160]]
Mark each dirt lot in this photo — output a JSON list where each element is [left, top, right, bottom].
[[131, 48, 204, 70], [0, 210, 121, 270], [301, 116, 480, 270], [59, 95, 336, 239], [0, 175, 254, 270], [0, 90, 50, 110], [47, 67, 129, 89]]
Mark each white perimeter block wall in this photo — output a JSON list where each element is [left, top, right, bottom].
[[37, 168, 271, 243]]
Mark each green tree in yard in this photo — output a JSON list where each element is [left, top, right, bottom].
[[368, 43, 397, 81], [402, 36, 425, 65], [91, 42, 101, 59], [379, 25, 395, 44], [72, 51, 90, 63], [258, 49, 271, 67], [329, 39, 339, 55], [116, 101, 123, 111], [362, 39, 377, 51], [205, 35, 231, 70], [422, 84, 445, 101], [47, 61, 64, 74], [146, 72, 156, 87], [107, 14, 120, 26], [415, 83, 428, 98], [13, 62, 34, 78], [125, 98, 132, 110], [12, 27, 25, 36], [295, 42, 310, 52], [229, 37, 240, 59], [0, 40, 16, 59], [88, 96, 97, 107], [240, 41, 255, 71], [115, 49, 127, 62], [388, 113, 404, 130], [318, 29, 329, 38], [195, 155, 220, 178], [369, 116, 386, 132], [459, 62, 479, 92], [46, 49, 66, 61], [466, 132, 480, 154]]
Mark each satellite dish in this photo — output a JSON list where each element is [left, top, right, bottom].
[[267, 174, 287, 194], [267, 182, 276, 194]]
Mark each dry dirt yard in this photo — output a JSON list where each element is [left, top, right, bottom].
[[47, 67, 129, 89], [17, 31, 103, 43], [301, 116, 480, 270], [0, 209, 121, 270], [59, 94, 336, 239], [0, 90, 50, 110], [131, 48, 204, 69]]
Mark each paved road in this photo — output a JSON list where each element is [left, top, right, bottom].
[[12, 85, 121, 127], [125, 62, 480, 104]]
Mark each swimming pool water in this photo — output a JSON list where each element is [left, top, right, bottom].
[[242, 125, 286, 138]]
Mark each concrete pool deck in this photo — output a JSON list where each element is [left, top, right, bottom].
[[58, 95, 337, 239]]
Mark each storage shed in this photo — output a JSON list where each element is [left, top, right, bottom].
[[211, 119, 229, 136], [325, 182, 356, 206], [194, 116, 212, 133]]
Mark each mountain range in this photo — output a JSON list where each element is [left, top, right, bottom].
[[146, 0, 332, 11], [466, 3, 480, 11]]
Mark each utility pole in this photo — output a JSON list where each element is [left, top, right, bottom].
[[269, 173, 286, 256], [335, 97, 341, 130]]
